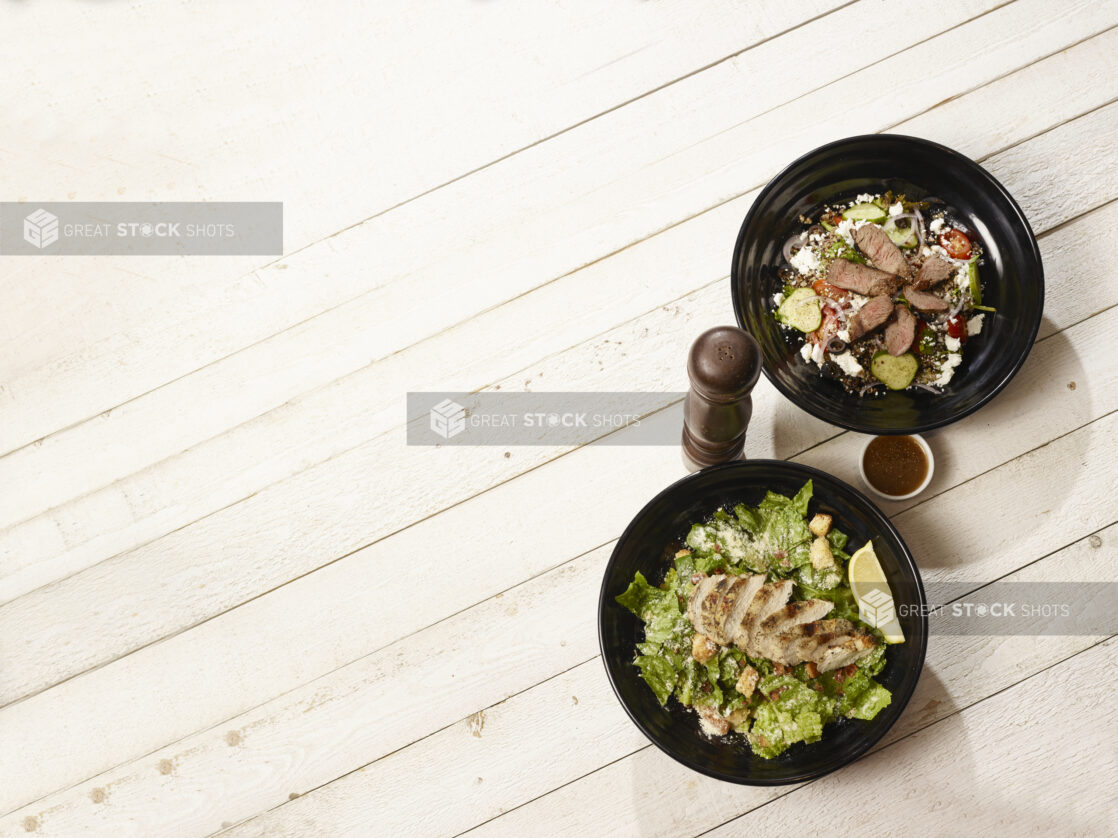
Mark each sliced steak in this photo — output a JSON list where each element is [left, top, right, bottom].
[[853, 223, 911, 279], [904, 285, 950, 314], [847, 294, 895, 341], [883, 304, 918, 356], [912, 254, 954, 290], [826, 259, 899, 297]]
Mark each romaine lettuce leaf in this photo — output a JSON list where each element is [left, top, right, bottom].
[[615, 571, 682, 645], [633, 654, 677, 706], [845, 681, 892, 720]]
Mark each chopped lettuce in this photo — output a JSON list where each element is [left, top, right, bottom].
[[617, 480, 894, 758], [846, 682, 892, 720], [633, 655, 677, 706]]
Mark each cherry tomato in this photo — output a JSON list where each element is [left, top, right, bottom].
[[811, 306, 841, 345], [939, 228, 972, 259], [946, 315, 967, 341], [812, 279, 849, 302]]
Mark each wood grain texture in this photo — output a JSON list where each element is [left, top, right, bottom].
[[211, 526, 1118, 838], [0, 0, 839, 419], [3, 5, 1115, 835], [4, 402, 1115, 832], [2, 93, 1116, 717], [3, 0, 1107, 487]]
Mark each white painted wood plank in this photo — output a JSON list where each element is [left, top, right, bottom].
[[699, 645, 1118, 838], [0, 0, 920, 454], [4, 19, 1116, 613], [2, 95, 1116, 722], [2, 393, 1115, 828], [0, 0, 837, 386], [4, 0, 1103, 463], [470, 635, 1118, 838], [208, 525, 1118, 838]]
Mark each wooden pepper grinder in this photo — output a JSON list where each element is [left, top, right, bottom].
[[682, 326, 762, 471]]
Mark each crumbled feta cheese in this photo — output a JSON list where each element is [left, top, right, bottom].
[[956, 264, 971, 289], [800, 342, 814, 363], [888, 202, 903, 217], [773, 292, 785, 306], [933, 353, 963, 387], [832, 351, 864, 376], [967, 313, 985, 336], [945, 335, 962, 352], [836, 329, 850, 343], [854, 193, 876, 204], [929, 217, 946, 234], [931, 244, 950, 258], [921, 246, 933, 257], [811, 342, 825, 365], [846, 294, 867, 312], [790, 245, 820, 274]]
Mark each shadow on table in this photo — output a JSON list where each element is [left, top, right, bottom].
[[901, 321, 1091, 569]]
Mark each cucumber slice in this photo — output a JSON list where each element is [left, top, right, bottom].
[[844, 202, 887, 223], [967, 259, 982, 304], [870, 351, 919, 390], [776, 288, 823, 333], [883, 217, 918, 249]]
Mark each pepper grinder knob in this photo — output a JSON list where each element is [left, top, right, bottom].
[[682, 326, 762, 471]]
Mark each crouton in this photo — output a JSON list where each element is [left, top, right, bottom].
[[810, 536, 835, 569], [726, 705, 752, 730], [692, 633, 719, 663], [735, 664, 759, 698], [674, 548, 692, 558], [809, 513, 833, 538]]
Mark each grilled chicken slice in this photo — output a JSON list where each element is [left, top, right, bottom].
[[750, 600, 836, 662], [686, 575, 877, 671], [687, 575, 720, 630], [815, 635, 878, 672], [719, 574, 766, 646], [759, 598, 835, 636], [735, 580, 794, 651]]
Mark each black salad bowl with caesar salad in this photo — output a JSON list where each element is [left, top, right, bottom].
[[732, 134, 1044, 434], [598, 460, 927, 785]]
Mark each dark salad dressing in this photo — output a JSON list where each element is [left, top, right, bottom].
[[863, 436, 928, 496]]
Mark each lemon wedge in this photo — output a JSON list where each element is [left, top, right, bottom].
[[848, 541, 905, 644]]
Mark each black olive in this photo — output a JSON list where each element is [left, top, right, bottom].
[[827, 338, 848, 354]]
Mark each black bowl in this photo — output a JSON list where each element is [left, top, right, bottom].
[[598, 460, 927, 784], [732, 134, 1044, 434]]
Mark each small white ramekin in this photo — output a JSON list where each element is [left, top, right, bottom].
[[858, 433, 935, 502]]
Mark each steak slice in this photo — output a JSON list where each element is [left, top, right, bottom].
[[884, 304, 918, 356], [826, 259, 899, 297], [853, 223, 912, 279], [904, 285, 950, 314], [912, 254, 954, 290], [847, 294, 895, 341]]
